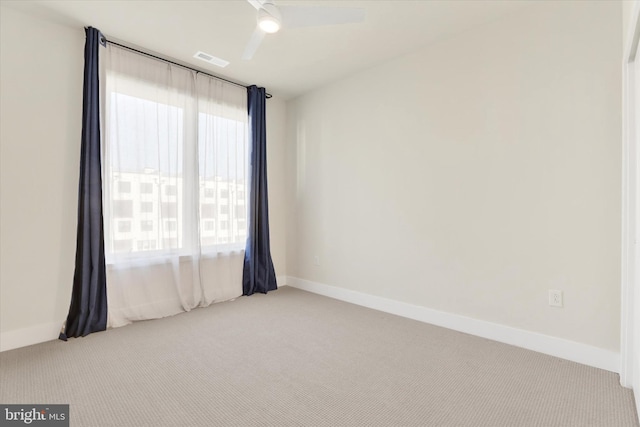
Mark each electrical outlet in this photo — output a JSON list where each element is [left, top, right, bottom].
[[548, 290, 563, 308], [313, 255, 320, 266]]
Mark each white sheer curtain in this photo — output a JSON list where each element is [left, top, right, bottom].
[[101, 44, 248, 328]]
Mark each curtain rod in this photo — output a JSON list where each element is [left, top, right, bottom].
[[104, 39, 272, 99]]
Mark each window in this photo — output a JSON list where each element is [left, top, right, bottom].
[[113, 200, 133, 218], [163, 238, 178, 248], [117, 181, 131, 193], [140, 183, 153, 194], [201, 237, 216, 246], [201, 204, 216, 218], [161, 202, 178, 218], [140, 202, 153, 213], [140, 220, 153, 232], [137, 240, 157, 251], [113, 239, 132, 253], [117, 220, 132, 233], [104, 49, 249, 261]]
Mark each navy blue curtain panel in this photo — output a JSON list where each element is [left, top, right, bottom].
[[60, 27, 108, 340], [242, 86, 278, 295]]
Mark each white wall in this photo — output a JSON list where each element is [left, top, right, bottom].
[[623, 0, 637, 50], [286, 1, 622, 353], [0, 5, 83, 342], [266, 96, 288, 280], [621, 0, 640, 417], [0, 4, 288, 349]]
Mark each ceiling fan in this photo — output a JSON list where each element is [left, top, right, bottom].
[[242, 0, 366, 60]]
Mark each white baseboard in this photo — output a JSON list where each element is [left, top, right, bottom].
[[286, 276, 620, 373], [635, 367, 640, 421], [276, 275, 287, 287], [0, 321, 62, 352]]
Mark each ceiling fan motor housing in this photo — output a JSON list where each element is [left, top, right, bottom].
[[258, 1, 282, 33]]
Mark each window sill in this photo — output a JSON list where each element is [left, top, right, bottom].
[[106, 247, 245, 269]]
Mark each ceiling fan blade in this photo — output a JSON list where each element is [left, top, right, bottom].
[[246, 0, 263, 10], [279, 6, 366, 29], [242, 27, 266, 60]]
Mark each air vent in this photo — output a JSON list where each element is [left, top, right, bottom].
[[193, 51, 229, 68]]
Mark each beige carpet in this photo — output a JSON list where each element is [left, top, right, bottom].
[[0, 286, 638, 427]]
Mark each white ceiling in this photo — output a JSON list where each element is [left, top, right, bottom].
[[3, 0, 537, 99]]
